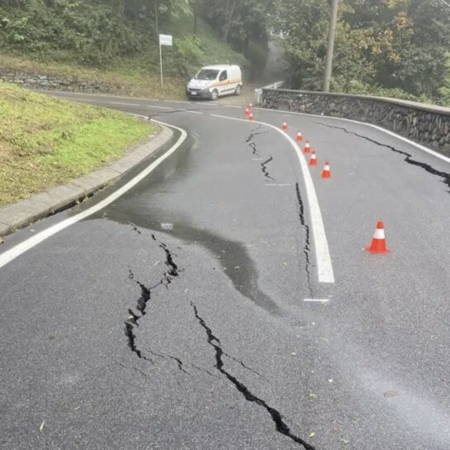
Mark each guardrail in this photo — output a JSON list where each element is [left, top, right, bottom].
[[254, 81, 286, 105], [261, 88, 450, 154]]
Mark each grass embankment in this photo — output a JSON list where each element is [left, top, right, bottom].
[[0, 83, 154, 207], [0, 16, 248, 99]]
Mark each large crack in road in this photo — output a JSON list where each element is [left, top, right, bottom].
[[190, 301, 316, 450], [295, 183, 313, 298], [319, 122, 450, 191]]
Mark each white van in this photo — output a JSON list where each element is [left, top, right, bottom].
[[187, 64, 242, 101]]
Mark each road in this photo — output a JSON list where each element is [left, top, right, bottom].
[[1, 92, 450, 450]]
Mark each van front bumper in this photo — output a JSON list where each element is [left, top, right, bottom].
[[186, 88, 212, 99]]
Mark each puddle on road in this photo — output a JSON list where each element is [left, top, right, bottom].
[[101, 209, 284, 317]]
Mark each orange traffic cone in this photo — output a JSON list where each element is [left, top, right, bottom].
[[282, 119, 288, 131], [304, 141, 311, 153], [366, 222, 390, 254], [309, 151, 317, 166], [296, 131, 303, 142], [321, 161, 331, 178], [245, 107, 250, 117], [249, 112, 254, 122]]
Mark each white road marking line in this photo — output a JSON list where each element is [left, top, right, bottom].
[[211, 113, 335, 284], [253, 107, 450, 165], [148, 105, 173, 110], [107, 101, 145, 107], [0, 120, 187, 270], [185, 110, 204, 115], [223, 105, 243, 109], [265, 183, 291, 187], [304, 298, 329, 303]]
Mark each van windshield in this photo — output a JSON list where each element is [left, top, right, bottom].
[[195, 69, 219, 80]]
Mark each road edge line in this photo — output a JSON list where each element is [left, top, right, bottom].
[[0, 120, 187, 269], [254, 107, 450, 165], [211, 113, 335, 284]]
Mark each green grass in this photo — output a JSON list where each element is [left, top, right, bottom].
[[0, 82, 154, 207], [0, 15, 249, 99]]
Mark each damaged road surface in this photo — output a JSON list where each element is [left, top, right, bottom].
[[1, 94, 450, 450]]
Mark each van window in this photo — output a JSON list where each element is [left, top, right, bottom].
[[219, 71, 228, 82], [195, 69, 219, 81]]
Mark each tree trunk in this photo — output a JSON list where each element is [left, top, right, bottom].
[[194, 0, 198, 35], [223, 0, 237, 43], [155, 0, 159, 36]]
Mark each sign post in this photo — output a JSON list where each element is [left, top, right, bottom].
[[159, 34, 173, 88]]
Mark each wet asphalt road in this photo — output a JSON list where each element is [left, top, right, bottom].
[[1, 93, 450, 450]]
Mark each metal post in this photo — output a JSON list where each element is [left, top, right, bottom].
[[159, 42, 163, 88], [323, 0, 339, 92]]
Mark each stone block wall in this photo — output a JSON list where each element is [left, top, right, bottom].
[[0, 69, 111, 93], [262, 89, 450, 154]]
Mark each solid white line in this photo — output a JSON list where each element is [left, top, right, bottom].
[[304, 298, 329, 303], [253, 107, 450, 165], [265, 183, 291, 187], [0, 120, 187, 270], [64, 93, 450, 164], [211, 113, 335, 284], [107, 101, 145, 107], [148, 105, 173, 110], [185, 110, 203, 115]]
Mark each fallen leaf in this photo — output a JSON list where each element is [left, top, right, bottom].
[[309, 432, 315, 439], [291, 352, 297, 356], [383, 390, 398, 398], [39, 421, 45, 432], [309, 393, 317, 398], [328, 379, 333, 383]]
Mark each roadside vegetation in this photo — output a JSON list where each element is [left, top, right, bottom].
[[272, 0, 450, 106], [0, 83, 154, 207], [0, 0, 271, 97]]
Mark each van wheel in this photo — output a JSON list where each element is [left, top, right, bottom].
[[211, 90, 219, 101], [235, 85, 242, 96]]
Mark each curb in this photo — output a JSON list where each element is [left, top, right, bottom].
[[0, 125, 174, 238]]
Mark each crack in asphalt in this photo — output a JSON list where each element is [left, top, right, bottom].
[[152, 234, 180, 286], [147, 108, 201, 120], [130, 222, 142, 234], [245, 125, 269, 157], [128, 269, 161, 317], [245, 126, 276, 181], [145, 348, 188, 374], [319, 122, 450, 191], [261, 156, 276, 182], [124, 232, 187, 375], [295, 183, 313, 298], [190, 301, 315, 450]]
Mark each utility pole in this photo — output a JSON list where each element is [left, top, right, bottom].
[[323, 0, 339, 92]]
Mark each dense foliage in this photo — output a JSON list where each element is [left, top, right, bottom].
[[0, 0, 271, 78], [273, 0, 450, 104]]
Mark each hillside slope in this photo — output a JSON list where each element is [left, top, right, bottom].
[[0, 83, 153, 207], [0, 1, 258, 98]]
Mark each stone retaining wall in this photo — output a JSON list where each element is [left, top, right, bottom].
[[0, 69, 111, 93], [262, 89, 450, 154]]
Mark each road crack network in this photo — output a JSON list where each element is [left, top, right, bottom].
[[245, 125, 276, 182], [319, 122, 450, 191], [190, 301, 315, 450], [123, 229, 185, 372], [295, 183, 313, 298], [261, 156, 276, 182]]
